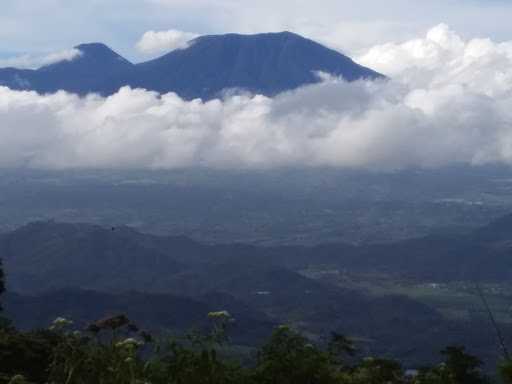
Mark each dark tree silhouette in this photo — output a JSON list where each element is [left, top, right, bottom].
[[0, 258, 5, 312]]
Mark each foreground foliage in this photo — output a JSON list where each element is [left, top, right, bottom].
[[0, 311, 504, 384], [0, 260, 506, 383]]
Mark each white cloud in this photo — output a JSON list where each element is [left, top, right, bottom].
[[357, 23, 512, 94], [3, 25, 512, 170], [0, 48, 82, 69], [142, 0, 512, 56], [136, 29, 199, 56]]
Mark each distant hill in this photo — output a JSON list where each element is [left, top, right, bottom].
[[336, 214, 512, 281], [0, 32, 383, 99], [0, 222, 185, 293], [1, 220, 511, 367], [2, 213, 512, 299], [4, 289, 275, 345]]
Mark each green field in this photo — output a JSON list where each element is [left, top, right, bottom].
[[301, 267, 512, 324]]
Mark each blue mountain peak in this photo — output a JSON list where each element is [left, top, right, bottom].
[[0, 32, 383, 99]]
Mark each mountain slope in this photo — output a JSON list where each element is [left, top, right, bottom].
[[0, 43, 134, 95], [34, 43, 135, 95], [134, 31, 383, 99], [327, 214, 512, 281], [0, 222, 185, 293], [4, 289, 275, 345], [0, 32, 383, 99]]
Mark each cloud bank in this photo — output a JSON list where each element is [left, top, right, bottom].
[[136, 29, 199, 56], [2, 25, 512, 170], [0, 49, 82, 69]]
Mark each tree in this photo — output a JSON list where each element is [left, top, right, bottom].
[[500, 359, 512, 384], [254, 326, 338, 384], [0, 329, 62, 383], [344, 357, 406, 384], [0, 259, 5, 316], [414, 346, 489, 384], [0, 259, 4, 312], [441, 346, 489, 384]]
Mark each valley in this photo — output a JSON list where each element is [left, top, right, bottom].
[[0, 166, 510, 245], [2, 214, 512, 370], [303, 268, 512, 323]]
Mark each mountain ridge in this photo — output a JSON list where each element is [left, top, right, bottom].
[[0, 31, 383, 99], [3, 213, 512, 298]]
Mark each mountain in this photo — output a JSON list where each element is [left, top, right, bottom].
[[0, 32, 383, 99], [35, 43, 135, 95], [0, 43, 134, 95], [133, 31, 383, 99]]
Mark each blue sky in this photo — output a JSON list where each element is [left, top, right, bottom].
[[2, 0, 512, 61]]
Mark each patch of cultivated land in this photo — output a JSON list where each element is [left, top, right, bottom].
[[301, 268, 512, 323]]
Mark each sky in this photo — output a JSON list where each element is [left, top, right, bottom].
[[1, 0, 512, 60], [3, 1, 512, 170]]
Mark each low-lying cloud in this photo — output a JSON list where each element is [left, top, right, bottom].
[[136, 29, 199, 56], [2, 25, 512, 170], [0, 48, 82, 69]]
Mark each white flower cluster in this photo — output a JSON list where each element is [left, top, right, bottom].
[[207, 310, 231, 319], [115, 338, 144, 349], [49, 317, 73, 331]]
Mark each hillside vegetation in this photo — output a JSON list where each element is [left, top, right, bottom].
[[1, 312, 510, 384]]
